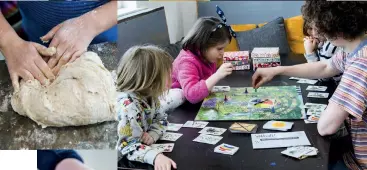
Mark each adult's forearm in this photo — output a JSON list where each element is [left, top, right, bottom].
[[0, 12, 22, 51], [82, 1, 117, 36], [276, 61, 338, 79]]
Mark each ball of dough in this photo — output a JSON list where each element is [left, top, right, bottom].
[[11, 52, 117, 128]]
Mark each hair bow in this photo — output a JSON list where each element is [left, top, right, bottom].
[[216, 5, 236, 38]]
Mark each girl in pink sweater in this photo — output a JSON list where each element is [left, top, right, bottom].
[[167, 15, 235, 106]]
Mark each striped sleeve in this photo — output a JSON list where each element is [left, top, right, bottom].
[[329, 58, 367, 120], [329, 50, 347, 72]]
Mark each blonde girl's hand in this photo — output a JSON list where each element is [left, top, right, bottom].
[[154, 154, 177, 170], [303, 36, 318, 54]]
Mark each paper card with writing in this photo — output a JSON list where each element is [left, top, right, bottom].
[[307, 108, 323, 115], [199, 127, 227, 136], [251, 131, 311, 149], [304, 103, 327, 110], [307, 115, 320, 122], [263, 121, 293, 131], [159, 132, 183, 141], [307, 92, 329, 98], [151, 143, 175, 152], [297, 79, 318, 84], [167, 123, 183, 131], [212, 86, 231, 93], [214, 143, 239, 155], [193, 134, 223, 145], [281, 146, 315, 159], [229, 123, 258, 133], [182, 121, 209, 128], [304, 119, 317, 124], [306, 85, 327, 91]]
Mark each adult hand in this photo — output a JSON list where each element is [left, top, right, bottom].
[[2, 39, 55, 91], [41, 16, 97, 75], [252, 67, 280, 89], [154, 154, 177, 170]]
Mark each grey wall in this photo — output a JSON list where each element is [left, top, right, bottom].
[[117, 7, 170, 57], [198, 1, 304, 24]]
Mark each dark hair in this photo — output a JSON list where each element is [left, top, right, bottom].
[[182, 17, 232, 58], [303, 20, 311, 37], [301, 1, 367, 40]]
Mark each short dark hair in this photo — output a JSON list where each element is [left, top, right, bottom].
[[301, 1, 367, 40], [303, 20, 311, 37], [182, 17, 232, 58]]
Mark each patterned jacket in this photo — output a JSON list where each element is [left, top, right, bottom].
[[116, 92, 168, 165]]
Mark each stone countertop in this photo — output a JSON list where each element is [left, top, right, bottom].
[[0, 43, 119, 149]]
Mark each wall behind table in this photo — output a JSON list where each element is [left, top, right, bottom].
[[198, 1, 304, 24]]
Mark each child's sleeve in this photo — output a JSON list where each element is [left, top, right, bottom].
[[116, 97, 161, 165], [329, 57, 367, 121], [304, 53, 319, 62], [177, 59, 209, 104], [147, 104, 168, 142]]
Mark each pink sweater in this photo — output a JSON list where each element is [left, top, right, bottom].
[[171, 50, 217, 104]]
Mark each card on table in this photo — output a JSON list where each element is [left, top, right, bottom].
[[151, 143, 175, 152], [281, 146, 318, 159], [199, 127, 227, 136], [182, 121, 209, 128], [306, 85, 327, 91], [289, 77, 302, 80], [297, 79, 318, 84], [212, 86, 231, 92], [167, 123, 183, 131], [214, 143, 239, 155], [307, 115, 320, 122], [251, 131, 311, 149], [307, 92, 329, 98], [263, 121, 293, 131], [229, 122, 258, 133], [304, 103, 327, 110], [304, 119, 317, 124], [193, 134, 223, 145], [159, 132, 183, 141]]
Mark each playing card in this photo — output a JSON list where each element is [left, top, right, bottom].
[[304, 119, 317, 124], [308, 115, 320, 122], [307, 92, 329, 98], [263, 121, 293, 131], [182, 121, 209, 128], [229, 122, 258, 133], [167, 123, 183, 131], [214, 143, 239, 155], [306, 85, 327, 91], [303, 103, 327, 110], [151, 143, 175, 152], [307, 108, 324, 116], [212, 86, 231, 92], [289, 77, 302, 80], [199, 127, 227, 136], [281, 146, 316, 159], [159, 132, 183, 141], [297, 79, 318, 84], [193, 134, 223, 145]]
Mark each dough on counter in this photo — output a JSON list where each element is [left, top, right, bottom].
[[11, 52, 117, 128]]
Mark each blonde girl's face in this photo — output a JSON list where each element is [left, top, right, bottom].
[[204, 40, 229, 63]]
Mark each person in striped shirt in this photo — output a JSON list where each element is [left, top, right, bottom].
[[252, 1, 367, 169]]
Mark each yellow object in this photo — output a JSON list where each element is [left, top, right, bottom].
[[284, 15, 305, 54], [272, 121, 286, 128]]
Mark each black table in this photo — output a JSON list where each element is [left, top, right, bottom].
[[119, 53, 337, 170]]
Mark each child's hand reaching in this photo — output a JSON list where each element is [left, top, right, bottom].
[[141, 132, 154, 145], [215, 63, 233, 79], [304, 36, 318, 54], [154, 154, 177, 170]]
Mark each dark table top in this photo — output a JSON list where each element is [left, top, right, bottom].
[[119, 53, 337, 170], [0, 43, 120, 149]]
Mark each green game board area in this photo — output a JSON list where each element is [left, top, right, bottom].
[[194, 86, 306, 121]]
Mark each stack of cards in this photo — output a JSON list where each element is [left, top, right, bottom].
[[151, 143, 175, 153], [307, 92, 329, 98], [306, 85, 327, 92], [303, 103, 327, 124], [229, 122, 258, 133], [214, 143, 239, 155], [263, 121, 293, 131], [281, 146, 318, 159]]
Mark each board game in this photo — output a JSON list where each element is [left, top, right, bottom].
[[194, 86, 306, 121]]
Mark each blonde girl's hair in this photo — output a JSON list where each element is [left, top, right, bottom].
[[116, 45, 173, 102]]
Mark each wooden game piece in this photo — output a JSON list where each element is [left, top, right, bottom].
[[245, 88, 248, 94], [271, 107, 275, 113], [224, 95, 228, 102]]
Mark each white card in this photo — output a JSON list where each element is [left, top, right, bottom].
[[251, 131, 311, 149], [281, 146, 316, 159], [193, 134, 223, 145], [307, 92, 329, 98], [167, 123, 183, 131], [289, 77, 302, 80], [297, 79, 318, 84], [214, 143, 239, 155], [304, 119, 317, 124], [159, 132, 183, 141], [182, 121, 209, 128], [151, 143, 175, 152], [199, 127, 227, 136], [212, 86, 231, 92], [263, 121, 293, 131], [306, 85, 327, 91], [303, 103, 327, 110]]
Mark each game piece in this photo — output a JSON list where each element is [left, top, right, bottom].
[[223, 51, 250, 70], [224, 95, 228, 102], [254, 88, 257, 92], [212, 86, 231, 93], [251, 131, 311, 149], [251, 47, 281, 71], [199, 127, 227, 136], [245, 88, 248, 94], [193, 134, 223, 145], [195, 86, 306, 121], [182, 121, 209, 128], [214, 143, 239, 155], [307, 92, 329, 98], [151, 143, 175, 153], [159, 132, 183, 141], [229, 122, 258, 133], [306, 85, 327, 91], [271, 107, 275, 113], [167, 123, 183, 131], [263, 121, 293, 131]]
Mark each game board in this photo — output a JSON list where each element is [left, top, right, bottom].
[[194, 86, 306, 121]]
